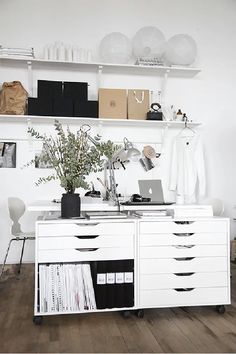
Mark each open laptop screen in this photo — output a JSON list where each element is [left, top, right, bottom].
[[138, 179, 164, 203]]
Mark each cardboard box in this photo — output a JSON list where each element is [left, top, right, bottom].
[[127, 89, 150, 120], [99, 88, 127, 119]]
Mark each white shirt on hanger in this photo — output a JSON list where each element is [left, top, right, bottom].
[[169, 133, 206, 203]]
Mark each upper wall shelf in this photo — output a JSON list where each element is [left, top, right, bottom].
[[0, 56, 201, 77], [0, 114, 201, 128]]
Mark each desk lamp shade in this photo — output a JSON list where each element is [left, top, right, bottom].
[[122, 137, 141, 162], [164, 34, 197, 66], [99, 32, 132, 64], [132, 26, 166, 60]]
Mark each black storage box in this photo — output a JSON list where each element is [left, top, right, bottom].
[[53, 97, 74, 117], [64, 82, 88, 102], [37, 80, 63, 99], [74, 100, 98, 118], [28, 97, 53, 116]]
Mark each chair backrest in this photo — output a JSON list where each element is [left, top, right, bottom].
[[8, 197, 26, 236], [201, 198, 224, 216]]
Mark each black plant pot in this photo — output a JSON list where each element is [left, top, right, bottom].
[[61, 193, 81, 218]]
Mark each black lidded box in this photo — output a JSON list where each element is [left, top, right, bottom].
[[74, 100, 98, 118], [53, 97, 74, 117], [28, 97, 53, 116], [37, 80, 63, 99], [63, 82, 88, 101]]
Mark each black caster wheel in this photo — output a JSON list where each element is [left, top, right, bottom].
[[33, 316, 43, 325], [136, 309, 144, 318], [216, 305, 225, 314], [122, 310, 131, 318]]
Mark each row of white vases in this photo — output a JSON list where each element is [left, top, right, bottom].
[[44, 42, 93, 62]]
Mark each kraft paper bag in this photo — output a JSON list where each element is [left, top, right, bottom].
[[0, 81, 28, 115], [127, 89, 150, 120], [99, 88, 127, 119]]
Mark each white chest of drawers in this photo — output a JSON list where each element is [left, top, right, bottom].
[[34, 216, 230, 323], [34, 218, 136, 319], [138, 218, 230, 309]]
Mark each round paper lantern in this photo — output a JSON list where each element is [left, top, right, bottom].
[[99, 32, 132, 64], [132, 26, 166, 60], [164, 34, 197, 65]]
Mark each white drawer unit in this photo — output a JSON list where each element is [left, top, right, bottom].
[[34, 218, 136, 322], [38, 234, 133, 250], [138, 217, 230, 311], [139, 219, 228, 234], [37, 221, 134, 237], [38, 246, 134, 263]]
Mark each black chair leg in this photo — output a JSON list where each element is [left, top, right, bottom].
[[0, 239, 16, 279], [18, 238, 26, 274]]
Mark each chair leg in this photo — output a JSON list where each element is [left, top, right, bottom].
[[18, 238, 26, 274], [0, 239, 15, 279]]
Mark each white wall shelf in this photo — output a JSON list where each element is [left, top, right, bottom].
[[0, 56, 201, 77], [0, 114, 201, 128]]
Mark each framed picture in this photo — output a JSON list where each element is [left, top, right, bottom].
[[0, 142, 16, 168]]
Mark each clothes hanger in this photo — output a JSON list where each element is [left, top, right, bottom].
[[177, 114, 196, 137]]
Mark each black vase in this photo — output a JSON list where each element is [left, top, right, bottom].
[[61, 193, 81, 218]]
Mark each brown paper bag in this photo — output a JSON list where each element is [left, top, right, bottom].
[[127, 89, 150, 120], [99, 88, 127, 119], [0, 81, 28, 115]]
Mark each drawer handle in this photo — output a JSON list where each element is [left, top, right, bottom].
[[75, 248, 99, 252], [77, 223, 99, 226], [173, 245, 195, 249], [174, 257, 195, 261], [74, 235, 99, 239], [174, 221, 195, 225], [173, 233, 194, 237], [174, 272, 195, 276], [174, 288, 195, 292]]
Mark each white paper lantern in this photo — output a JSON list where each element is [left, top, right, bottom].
[[164, 34, 197, 65], [132, 26, 166, 60], [99, 32, 132, 64]]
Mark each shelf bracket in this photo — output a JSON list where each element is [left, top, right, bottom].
[[27, 60, 33, 97], [97, 65, 103, 89], [161, 69, 170, 105], [27, 117, 34, 151]]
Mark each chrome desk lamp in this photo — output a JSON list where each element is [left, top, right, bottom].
[[83, 126, 140, 205]]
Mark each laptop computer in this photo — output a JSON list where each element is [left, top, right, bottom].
[[125, 179, 172, 206], [139, 179, 164, 202]]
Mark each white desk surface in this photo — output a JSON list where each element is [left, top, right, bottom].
[[28, 199, 214, 214], [28, 198, 118, 212]]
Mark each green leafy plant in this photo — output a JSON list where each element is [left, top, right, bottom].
[[27, 120, 121, 194]]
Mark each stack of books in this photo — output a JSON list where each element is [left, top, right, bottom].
[[0, 45, 34, 59]]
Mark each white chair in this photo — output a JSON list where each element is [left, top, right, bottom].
[[0, 197, 35, 278], [201, 198, 224, 216]]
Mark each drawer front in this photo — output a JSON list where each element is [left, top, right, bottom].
[[139, 232, 227, 246], [139, 220, 227, 234], [38, 222, 134, 237], [140, 272, 228, 290], [38, 247, 134, 263], [140, 245, 227, 259], [38, 234, 133, 250], [140, 257, 228, 274], [139, 287, 229, 308]]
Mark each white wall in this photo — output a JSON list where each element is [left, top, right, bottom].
[[0, 0, 236, 263]]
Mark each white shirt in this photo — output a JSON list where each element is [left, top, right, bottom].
[[169, 133, 206, 203]]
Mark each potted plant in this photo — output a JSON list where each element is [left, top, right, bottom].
[[27, 120, 120, 218]]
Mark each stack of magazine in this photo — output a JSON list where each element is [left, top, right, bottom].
[[39, 263, 96, 313], [134, 210, 171, 218], [0, 45, 34, 59]]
